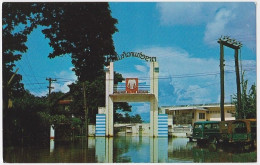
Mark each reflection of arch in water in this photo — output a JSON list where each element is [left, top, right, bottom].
[[95, 137, 113, 163]]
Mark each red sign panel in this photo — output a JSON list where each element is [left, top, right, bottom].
[[126, 78, 138, 93]]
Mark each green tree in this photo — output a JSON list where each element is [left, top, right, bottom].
[[68, 72, 132, 125], [3, 2, 128, 140], [2, 3, 43, 111], [39, 2, 118, 82], [39, 2, 121, 128], [131, 114, 143, 123], [233, 71, 256, 119], [3, 90, 49, 146], [117, 113, 143, 123], [124, 113, 131, 123], [2, 3, 47, 146]]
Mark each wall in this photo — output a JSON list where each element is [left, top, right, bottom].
[[89, 125, 96, 136], [207, 106, 235, 121]]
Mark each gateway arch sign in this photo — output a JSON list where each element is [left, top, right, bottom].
[[100, 52, 160, 137], [106, 52, 157, 62]]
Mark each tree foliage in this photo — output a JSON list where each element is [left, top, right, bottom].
[[68, 71, 132, 124], [3, 90, 49, 146], [115, 113, 143, 123], [40, 2, 118, 82], [3, 2, 118, 107], [233, 71, 256, 119], [3, 2, 134, 144], [2, 3, 43, 110]]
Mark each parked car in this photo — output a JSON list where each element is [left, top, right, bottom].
[[219, 119, 256, 146], [192, 121, 221, 144]]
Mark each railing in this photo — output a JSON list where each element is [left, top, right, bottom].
[[172, 126, 192, 133], [113, 82, 150, 94]]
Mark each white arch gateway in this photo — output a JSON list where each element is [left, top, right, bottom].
[[96, 52, 167, 137]]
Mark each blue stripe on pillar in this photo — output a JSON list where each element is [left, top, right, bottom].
[[96, 114, 106, 136], [158, 114, 168, 137]]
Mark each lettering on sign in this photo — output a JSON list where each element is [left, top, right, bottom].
[[106, 52, 156, 62]]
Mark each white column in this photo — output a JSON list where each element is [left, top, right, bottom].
[[105, 62, 114, 137], [108, 97, 114, 136], [50, 124, 55, 153], [150, 62, 159, 137], [108, 63, 114, 136], [150, 62, 154, 136], [50, 124, 55, 139], [105, 65, 110, 136]]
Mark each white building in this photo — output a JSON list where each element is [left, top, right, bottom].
[[161, 103, 236, 126]]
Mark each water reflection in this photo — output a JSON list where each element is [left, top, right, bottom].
[[3, 136, 256, 163], [157, 137, 168, 162], [95, 137, 106, 162]]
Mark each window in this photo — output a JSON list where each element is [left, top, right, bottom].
[[194, 124, 202, 129], [204, 124, 211, 129], [232, 121, 247, 133], [212, 123, 219, 129], [199, 113, 205, 119]]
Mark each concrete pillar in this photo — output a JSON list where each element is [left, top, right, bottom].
[[105, 62, 114, 137], [150, 62, 159, 137], [50, 124, 55, 140], [105, 66, 109, 136], [50, 124, 55, 153], [108, 97, 114, 136]]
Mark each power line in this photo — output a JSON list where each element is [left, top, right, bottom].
[[16, 62, 43, 95]]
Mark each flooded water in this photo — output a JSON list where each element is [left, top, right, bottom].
[[3, 136, 256, 163]]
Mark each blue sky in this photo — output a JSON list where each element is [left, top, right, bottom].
[[14, 2, 257, 122]]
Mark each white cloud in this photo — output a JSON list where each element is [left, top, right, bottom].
[[52, 68, 77, 93], [157, 2, 256, 49], [176, 85, 211, 104], [135, 103, 150, 114], [135, 65, 147, 73], [156, 3, 209, 25], [136, 46, 256, 105], [136, 46, 219, 105], [30, 68, 76, 97], [204, 8, 234, 45], [31, 90, 48, 97], [130, 103, 151, 122]]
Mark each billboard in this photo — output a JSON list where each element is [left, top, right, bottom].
[[126, 78, 138, 93]]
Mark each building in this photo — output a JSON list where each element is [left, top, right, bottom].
[[161, 103, 235, 126]]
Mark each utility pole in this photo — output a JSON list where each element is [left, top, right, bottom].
[[219, 42, 225, 121], [234, 48, 242, 119], [83, 82, 88, 137], [218, 36, 243, 120], [46, 78, 57, 95], [46, 78, 56, 108]]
